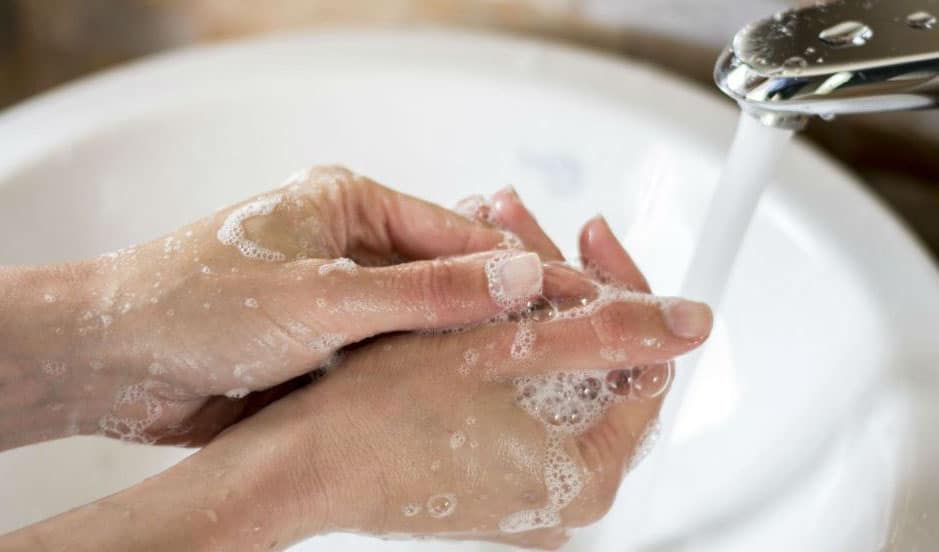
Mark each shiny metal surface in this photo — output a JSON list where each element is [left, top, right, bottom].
[[716, 0, 939, 129]]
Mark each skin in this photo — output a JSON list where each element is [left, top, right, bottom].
[[0, 170, 712, 550], [0, 167, 544, 450]]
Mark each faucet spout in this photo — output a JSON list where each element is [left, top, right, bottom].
[[715, 0, 939, 129]]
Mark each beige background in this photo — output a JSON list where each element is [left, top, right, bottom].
[[1, 0, 937, 259]]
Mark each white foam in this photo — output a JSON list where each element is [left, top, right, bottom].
[[41, 360, 67, 377], [163, 236, 182, 255], [484, 252, 534, 311], [500, 370, 620, 533], [510, 319, 536, 360], [318, 258, 358, 276], [308, 333, 345, 353], [97, 382, 164, 444], [216, 194, 288, 262], [225, 388, 251, 399], [244, 298, 259, 309]]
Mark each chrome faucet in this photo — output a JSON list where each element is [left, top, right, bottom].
[[715, 0, 939, 130]]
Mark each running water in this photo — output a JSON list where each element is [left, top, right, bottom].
[[681, 113, 794, 309], [637, 113, 795, 536], [659, 112, 794, 433]]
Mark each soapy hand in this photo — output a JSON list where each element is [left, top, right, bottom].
[[179, 208, 713, 550], [0, 182, 713, 552], [0, 166, 545, 448]]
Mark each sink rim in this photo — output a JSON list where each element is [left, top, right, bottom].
[[0, 27, 935, 288]]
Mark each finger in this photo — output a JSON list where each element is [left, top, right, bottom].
[[576, 216, 673, 476], [489, 187, 565, 262], [455, 291, 713, 376], [347, 172, 512, 260], [578, 215, 650, 292], [303, 250, 544, 342]]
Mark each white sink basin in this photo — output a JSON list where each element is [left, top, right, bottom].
[[1, 30, 937, 551]]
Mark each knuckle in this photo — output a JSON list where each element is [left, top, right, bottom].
[[587, 303, 634, 348], [415, 261, 458, 313]]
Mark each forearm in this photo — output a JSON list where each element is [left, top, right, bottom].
[[0, 449, 300, 552], [0, 262, 121, 450]]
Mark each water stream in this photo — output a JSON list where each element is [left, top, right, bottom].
[[681, 113, 794, 308], [633, 113, 795, 545]]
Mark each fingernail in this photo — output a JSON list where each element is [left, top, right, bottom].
[[487, 252, 543, 308], [662, 299, 713, 340]]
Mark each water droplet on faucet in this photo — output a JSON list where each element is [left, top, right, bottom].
[[906, 11, 937, 30], [782, 56, 809, 74], [819, 21, 874, 47]]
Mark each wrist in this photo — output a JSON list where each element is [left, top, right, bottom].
[[0, 261, 123, 447], [188, 392, 338, 546]]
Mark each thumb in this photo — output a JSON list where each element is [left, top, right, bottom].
[[310, 250, 544, 341]]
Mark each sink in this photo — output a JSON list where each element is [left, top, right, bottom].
[[0, 29, 937, 551]]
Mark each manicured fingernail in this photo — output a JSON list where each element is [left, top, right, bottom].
[[487, 252, 543, 309], [663, 300, 713, 340]]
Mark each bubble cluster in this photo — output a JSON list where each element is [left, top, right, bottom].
[[605, 364, 673, 400], [41, 360, 67, 377], [501, 362, 670, 532], [308, 333, 346, 354], [510, 319, 536, 360], [484, 252, 538, 311], [449, 431, 466, 450], [458, 348, 479, 376], [452, 193, 523, 250], [515, 371, 614, 433], [498, 231, 525, 250], [216, 195, 288, 262], [244, 298, 259, 309], [97, 382, 164, 444], [426, 493, 457, 519], [318, 258, 358, 276], [163, 236, 182, 256], [453, 195, 490, 221]]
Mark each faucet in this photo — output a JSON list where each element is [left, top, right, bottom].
[[715, 0, 939, 130]]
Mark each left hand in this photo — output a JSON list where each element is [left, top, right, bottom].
[[1, 167, 544, 448]]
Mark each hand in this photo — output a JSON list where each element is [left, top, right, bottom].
[[179, 202, 713, 550], [0, 191, 713, 552], [0, 167, 545, 449]]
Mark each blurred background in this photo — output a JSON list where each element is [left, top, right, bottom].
[[1, 0, 937, 258]]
